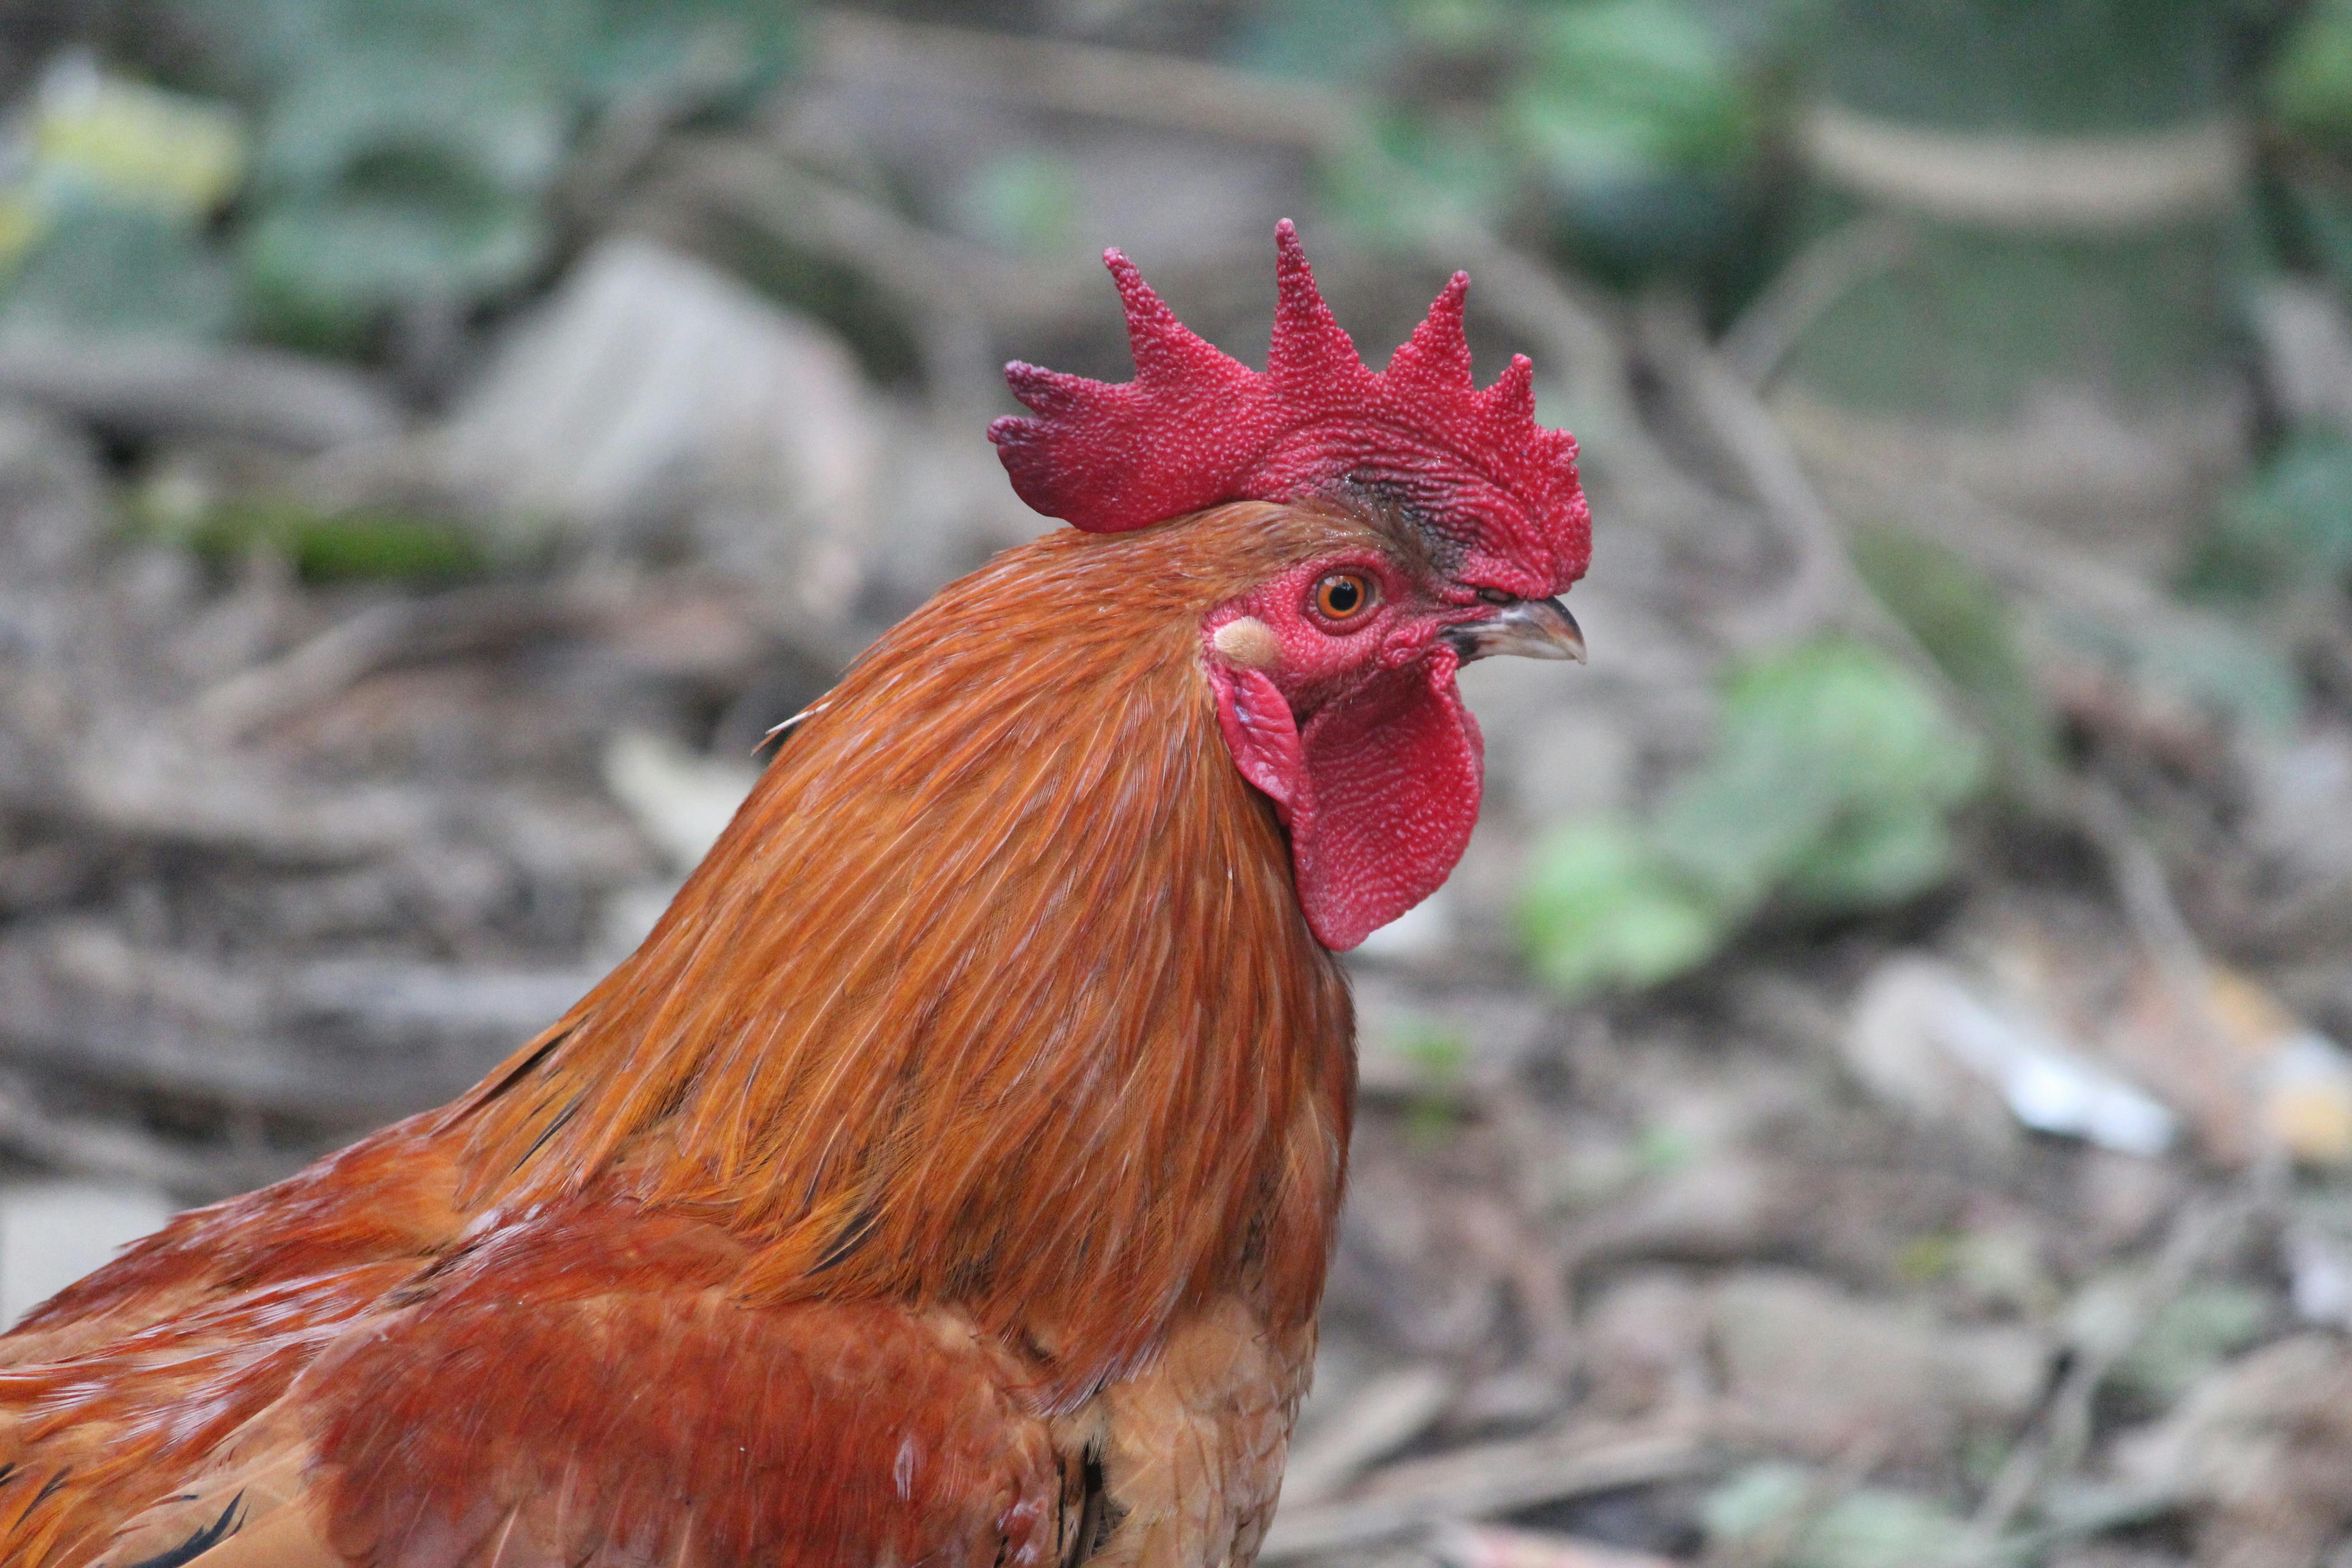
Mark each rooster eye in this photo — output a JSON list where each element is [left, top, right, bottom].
[[1313, 572, 1377, 622]]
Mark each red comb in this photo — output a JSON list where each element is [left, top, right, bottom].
[[988, 220, 1589, 596]]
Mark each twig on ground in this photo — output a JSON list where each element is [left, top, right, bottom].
[[1259, 1431, 1713, 1563], [191, 583, 590, 739], [1965, 1189, 2258, 1544], [1280, 1364, 1456, 1509], [0, 336, 401, 451], [1718, 218, 1916, 392], [1635, 294, 1935, 652]]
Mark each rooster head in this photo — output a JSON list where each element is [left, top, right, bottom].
[[988, 221, 1590, 951]]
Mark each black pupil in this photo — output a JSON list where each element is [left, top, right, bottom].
[[1326, 578, 1360, 613]]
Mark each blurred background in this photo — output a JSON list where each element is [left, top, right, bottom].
[[3, 0, 2352, 1562]]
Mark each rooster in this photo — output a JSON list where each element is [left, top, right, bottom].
[[0, 221, 1588, 1568]]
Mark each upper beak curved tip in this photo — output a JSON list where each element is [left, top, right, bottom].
[[1454, 596, 1586, 664]]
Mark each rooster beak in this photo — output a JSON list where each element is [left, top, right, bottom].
[[1447, 597, 1586, 664]]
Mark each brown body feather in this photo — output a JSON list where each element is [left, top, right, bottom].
[[0, 502, 1366, 1568]]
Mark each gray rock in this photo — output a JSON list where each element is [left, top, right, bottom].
[[1711, 1268, 2049, 1464]]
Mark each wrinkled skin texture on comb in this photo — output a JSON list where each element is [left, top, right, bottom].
[[989, 220, 1591, 602]]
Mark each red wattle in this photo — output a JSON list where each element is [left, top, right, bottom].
[[1212, 655, 1482, 952]]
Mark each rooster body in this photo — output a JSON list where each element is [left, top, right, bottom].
[[0, 228, 1588, 1568]]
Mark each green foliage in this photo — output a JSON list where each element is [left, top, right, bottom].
[[1394, 1020, 1473, 1147], [2186, 428, 2352, 603], [149, 496, 488, 583], [2054, 607, 2306, 740], [1241, 0, 1772, 285], [151, 0, 796, 347], [1506, 0, 1759, 281], [1224, 0, 1411, 83], [2, 202, 239, 339], [1521, 638, 1985, 1002], [1849, 524, 2056, 771], [1521, 818, 1726, 997], [1509, 0, 1751, 181], [2114, 1282, 2273, 1406], [2271, 0, 2352, 143], [1702, 1464, 1967, 1568], [0, 64, 247, 340], [1321, 110, 1518, 244], [1661, 639, 1986, 910]]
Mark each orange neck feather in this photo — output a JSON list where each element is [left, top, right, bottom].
[[440, 505, 1366, 1401]]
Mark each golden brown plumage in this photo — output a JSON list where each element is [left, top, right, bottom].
[[0, 505, 1356, 1568]]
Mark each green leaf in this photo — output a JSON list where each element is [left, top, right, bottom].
[[1654, 637, 1985, 911], [255, 51, 564, 197], [1701, 1466, 1969, 1568], [1519, 638, 1984, 999], [149, 496, 488, 583], [1849, 524, 2056, 769], [1797, 1490, 1968, 1568], [2188, 426, 2352, 599], [2114, 1282, 2273, 1406], [1781, 803, 1960, 910], [32, 65, 247, 219], [1, 201, 237, 340], [1717, 638, 1985, 811], [2271, 0, 2352, 142], [1520, 818, 1729, 1000], [574, 0, 798, 111], [1509, 0, 1752, 180], [2055, 608, 2305, 740]]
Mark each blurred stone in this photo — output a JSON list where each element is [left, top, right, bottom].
[[1501, 705, 1637, 830], [2253, 278, 2352, 436], [1564, 1154, 1797, 1268], [1711, 1269, 2048, 1464], [601, 729, 760, 877], [0, 401, 104, 584], [2117, 1334, 2352, 1568], [1356, 889, 1457, 964], [862, 401, 1046, 613], [436, 237, 877, 616], [1581, 1269, 1712, 1419], [0, 1180, 172, 1327], [2076, 1149, 2186, 1256]]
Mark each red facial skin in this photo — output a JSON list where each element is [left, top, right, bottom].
[[1204, 551, 1502, 951]]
